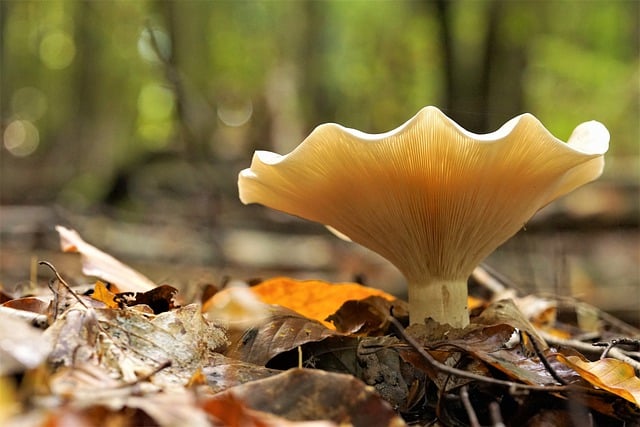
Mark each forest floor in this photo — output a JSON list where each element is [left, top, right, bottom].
[[0, 191, 639, 426]]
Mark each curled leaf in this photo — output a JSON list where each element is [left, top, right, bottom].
[[558, 354, 640, 405], [56, 226, 155, 293], [326, 296, 408, 335]]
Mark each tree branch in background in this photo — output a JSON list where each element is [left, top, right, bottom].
[[146, 9, 205, 159]]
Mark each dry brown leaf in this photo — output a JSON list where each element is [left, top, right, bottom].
[[325, 295, 408, 335], [113, 284, 178, 314], [202, 353, 280, 393], [225, 305, 340, 365], [56, 225, 155, 293], [0, 288, 13, 305], [203, 393, 337, 427], [558, 354, 640, 405], [44, 303, 227, 386], [249, 277, 397, 329], [207, 368, 406, 426], [1, 296, 49, 315]]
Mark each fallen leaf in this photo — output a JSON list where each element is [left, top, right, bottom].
[[0, 288, 13, 304], [474, 299, 548, 349], [203, 393, 337, 427], [45, 303, 227, 386], [56, 225, 156, 292], [1, 296, 49, 315], [249, 277, 397, 329], [90, 281, 119, 309], [113, 284, 178, 314], [558, 354, 640, 405], [225, 305, 340, 365], [202, 353, 280, 393], [0, 311, 51, 375], [47, 372, 211, 427], [207, 368, 406, 426], [326, 295, 408, 335]]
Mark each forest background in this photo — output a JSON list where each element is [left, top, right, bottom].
[[1, 0, 639, 325]]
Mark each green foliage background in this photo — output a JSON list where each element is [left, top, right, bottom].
[[1, 0, 638, 209]]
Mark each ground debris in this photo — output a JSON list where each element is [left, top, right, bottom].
[[1, 227, 639, 426]]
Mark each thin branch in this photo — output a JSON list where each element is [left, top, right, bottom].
[[39, 261, 89, 309], [119, 360, 172, 387], [489, 401, 505, 427], [144, 20, 202, 158], [388, 316, 571, 392], [593, 338, 640, 359], [523, 330, 567, 385], [460, 386, 481, 427], [540, 330, 640, 373]]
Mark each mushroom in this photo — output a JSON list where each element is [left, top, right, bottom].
[[238, 106, 609, 328]]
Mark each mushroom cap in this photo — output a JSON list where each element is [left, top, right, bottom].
[[238, 106, 609, 283]]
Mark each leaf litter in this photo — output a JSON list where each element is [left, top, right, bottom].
[[0, 226, 639, 426]]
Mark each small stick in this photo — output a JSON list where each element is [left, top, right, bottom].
[[523, 330, 567, 385], [543, 330, 640, 374], [39, 261, 89, 309], [489, 401, 505, 427], [593, 338, 640, 359], [120, 360, 172, 387], [460, 386, 480, 427], [388, 316, 570, 392]]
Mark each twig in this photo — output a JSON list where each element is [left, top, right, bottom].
[[593, 338, 640, 359], [144, 21, 201, 158], [553, 296, 640, 338], [460, 386, 480, 427], [522, 330, 567, 385], [489, 401, 505, 427], [120, 360, 172, 387], [39, 261, 89, 309], [538, 330, 602, 354], [472, 265, 512, 296], [540, 330, 640, 373], [388, 316, 570, 392]]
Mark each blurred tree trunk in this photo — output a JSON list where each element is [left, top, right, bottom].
[[157, 0, 210, 160], [0, 0, 8, 203], [433, 0, 457, 119], [65, 1, 100, 167], [0, 1, 8, 124], [299, 1, 335, 129], [430, 0, 530, 132]]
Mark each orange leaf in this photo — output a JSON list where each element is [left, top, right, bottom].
[[249, 277, 396, 329], [558, 354, 640, 405], [91, 281, 118, 308]]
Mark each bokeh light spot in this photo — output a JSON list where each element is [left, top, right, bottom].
[[138, 84, 175, 121], [137, 27, 171, 63], [39, 30, 76, 70], [3, 120, 40, 157], [217, 99, 253, 127]]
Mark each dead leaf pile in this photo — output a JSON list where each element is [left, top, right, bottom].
[[0, 227, 639, 426]]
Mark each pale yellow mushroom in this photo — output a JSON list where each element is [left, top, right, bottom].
[[238, 106, 609, 328]]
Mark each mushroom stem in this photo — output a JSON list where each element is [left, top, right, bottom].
[[408, 278, 469, 328]]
